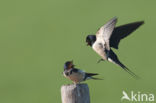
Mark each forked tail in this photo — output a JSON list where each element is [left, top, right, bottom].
[[108, 49, 140, 79], [85, 73, 103, 80]]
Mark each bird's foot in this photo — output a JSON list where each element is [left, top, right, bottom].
[[97, 59, 104, 63]]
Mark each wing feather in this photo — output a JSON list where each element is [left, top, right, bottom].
[[110, 21, 144, 49], [96, 17, 117, 50]]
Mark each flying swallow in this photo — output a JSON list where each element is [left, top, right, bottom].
[[63, 60, 101, 84], [86, 17, 144, 78]]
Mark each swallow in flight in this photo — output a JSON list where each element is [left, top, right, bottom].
[[86, 17, 144, 78], [63, 60, 101, 84]]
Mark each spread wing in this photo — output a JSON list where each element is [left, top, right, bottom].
[[96, 17, 117, 50], [110, 21, 144, 49]]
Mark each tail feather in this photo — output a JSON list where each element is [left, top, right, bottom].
[[86, 73, 98, 76], [115, 61, 140, 79], [108, 49, 140, 79], [91, 77, 103, 80], [84, 73, 103, 80]]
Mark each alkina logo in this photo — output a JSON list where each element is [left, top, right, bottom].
[[121, 91, 154, 102]]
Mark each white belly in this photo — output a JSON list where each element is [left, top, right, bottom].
[[64, 70, 85, 83], [92, 42, 107, 60]]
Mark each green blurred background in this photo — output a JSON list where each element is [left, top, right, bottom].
[[0, 0, 155, 103]]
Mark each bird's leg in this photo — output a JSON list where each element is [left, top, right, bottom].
[[97, 58, 104, 63]]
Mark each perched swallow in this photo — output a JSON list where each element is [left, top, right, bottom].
[[86, 17, 144, 78], [63, 61, 101, 84]]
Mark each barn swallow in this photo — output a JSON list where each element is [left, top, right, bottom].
[[86, 17, 144, 78], [63, 60, 101, 84]]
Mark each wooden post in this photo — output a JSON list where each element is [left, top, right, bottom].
[[61, 83, 90, 103]]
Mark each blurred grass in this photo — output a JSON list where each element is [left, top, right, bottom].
[[0, 0, 156, 103]]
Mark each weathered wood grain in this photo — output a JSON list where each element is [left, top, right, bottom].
[[61, 84, 90, 103]]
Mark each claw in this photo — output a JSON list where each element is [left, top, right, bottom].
[[97, 59, 104, 63]]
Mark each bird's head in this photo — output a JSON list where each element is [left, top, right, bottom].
[[64, 60, 75, 70], [86, 35, 96, 46]]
